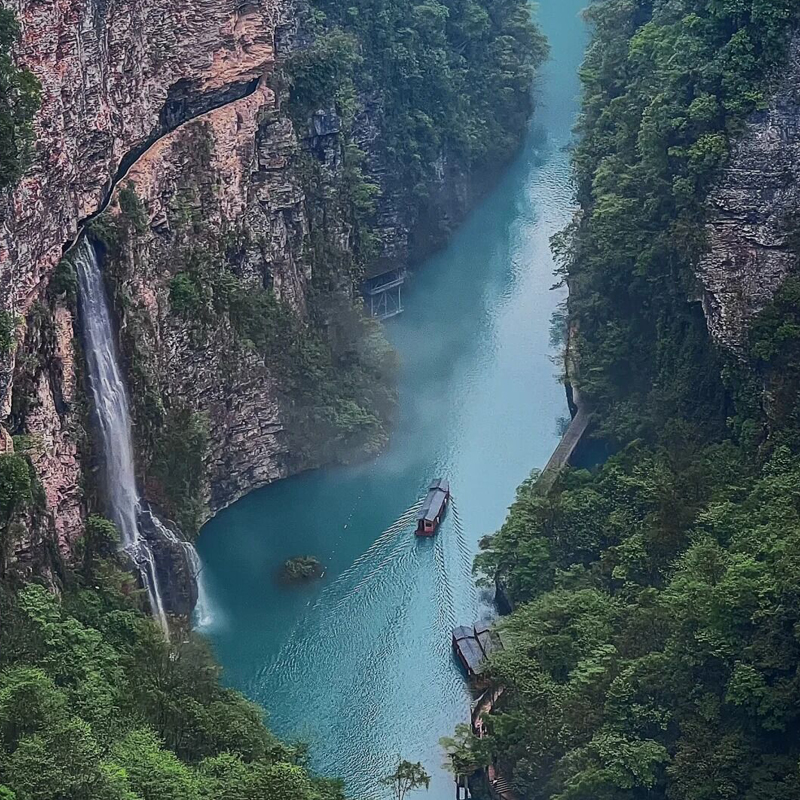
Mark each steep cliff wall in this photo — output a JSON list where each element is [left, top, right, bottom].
[[96, 82, 320, 530], [1, 0, 275, 313], [1, 0, 293, 560], [699, 38, 800, 356], [2, 0, 539, 570], [119, 87, 304, 517], [0, 0, 405, 557]]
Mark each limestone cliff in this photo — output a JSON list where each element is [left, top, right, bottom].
[[99, 82, 313, 526], [1, 0, 529, 576], [1, 0, 293, 562], [0, 0, 417, 564], [699, 38, 800, 356]]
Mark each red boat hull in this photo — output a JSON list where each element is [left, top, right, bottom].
[[415, 494, 449, 536]]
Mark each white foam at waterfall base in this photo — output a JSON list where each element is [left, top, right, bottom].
[[143, 508, 216, 630], [74, 238, 212, 634]]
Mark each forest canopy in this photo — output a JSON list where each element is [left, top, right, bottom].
[[471, 1, 800, 798], [0, 537, 346, 800]]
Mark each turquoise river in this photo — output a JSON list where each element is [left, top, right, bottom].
[[196, 2, 588, 796]]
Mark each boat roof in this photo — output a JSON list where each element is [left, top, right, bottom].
[[452, 622, 504, 675], [453, 634, 485, 674], [416, 479, 449, 522], [476, 627, 501, 658]]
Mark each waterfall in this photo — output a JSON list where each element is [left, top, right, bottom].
[[74, 238, 210, 633], [140, 507, 214, 629]]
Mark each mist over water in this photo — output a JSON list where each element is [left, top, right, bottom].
[[197, 2, 588, 796]]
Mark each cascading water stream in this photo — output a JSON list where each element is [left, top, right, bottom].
[[74, 237, 210, 633], [140, 507, 214, 629]]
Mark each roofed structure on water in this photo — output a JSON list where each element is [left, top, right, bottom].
[[417, 478, 450, 523], [474, 621, 502, 660], [452, 621, 503, 679]]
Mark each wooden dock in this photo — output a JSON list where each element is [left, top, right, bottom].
[[537, 389, 591, 493]]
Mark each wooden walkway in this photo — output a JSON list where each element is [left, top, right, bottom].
[[363, 269, 405, 319], [471, 688, 519, 800], [536, 399, 590, 494]]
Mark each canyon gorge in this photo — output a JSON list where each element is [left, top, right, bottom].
[[5, 1, 800, 798], [1, 0, 523, 595]]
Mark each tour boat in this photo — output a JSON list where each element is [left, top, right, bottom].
[[415, 479, 450, 536]]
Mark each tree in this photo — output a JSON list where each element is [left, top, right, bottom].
[[440, 724, 492, 777], [0, 454, 31, 523], [381, 759, 430, 800], [0, 312, 17, 354], [79, 515, 120, 579]]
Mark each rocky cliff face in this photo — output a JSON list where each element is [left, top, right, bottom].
[[2, 0, 404, 569], [2, 0, 277, 329], [1, 0, 487, 576], [1, 0, 297, 558], [699, 38, 800, 356], [101, 81, 309, 522]]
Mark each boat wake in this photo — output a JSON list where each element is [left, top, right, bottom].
[[257, 493, 478, 701], [332, 537, 417, 611], [434, 534, 456, 629], [312, 497, 424, 610], [450, 499, 478, 612], [259, 500, 425, 682]]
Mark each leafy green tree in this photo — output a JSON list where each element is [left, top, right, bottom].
[[0, 313, 17, 355], [79, 515, 120, 580], [440, 724, 492, 777], [0, 542, 346, 800], [111, 729, 200, 800], [0, 455, 31, 524], [381, 759, 431, 800]]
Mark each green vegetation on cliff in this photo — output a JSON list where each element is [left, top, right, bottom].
[[0, 8, 39, 190], [561, 0, 797, 444], [0, 516, 345, 800], [468, 1, 800, 798], [150, 405, 209, 536], [82, 0, 546, 533], [0, 454, 31, 526], [290, 0, 548, 188], [0, 1, 550, 798], [287, 0, 548, 260]]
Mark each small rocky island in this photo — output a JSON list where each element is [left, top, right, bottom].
[[280, 556, 324, 584]]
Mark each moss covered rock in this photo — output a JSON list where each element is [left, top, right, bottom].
[[280, 556, 324, 584]]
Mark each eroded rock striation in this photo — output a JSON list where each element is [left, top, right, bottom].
[[2, 0, 276, 319], [103, 81, 309, 522], [699, 37, 800, 355], [1, 0, 288, 556], [0, 0, 409, 569]]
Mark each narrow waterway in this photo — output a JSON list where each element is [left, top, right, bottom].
[[197, 2, 587, 796]]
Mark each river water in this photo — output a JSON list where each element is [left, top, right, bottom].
[[197, 2, 587, 796]]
